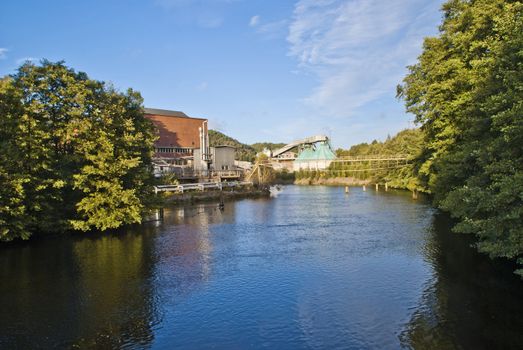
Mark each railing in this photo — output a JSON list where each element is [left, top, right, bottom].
[[154, 166, 244, 179], [154, 181, 254, 194], [332, 155, 410, 162], [173, 169, 243, 179]]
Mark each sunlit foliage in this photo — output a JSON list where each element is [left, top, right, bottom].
[[399, 0, 523, 275], [0, 61, 155, 240]]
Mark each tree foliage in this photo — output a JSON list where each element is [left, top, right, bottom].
[[250, 142, 286, 154], [0, 61, 155, 240], [209, 129, 287, 162], [208, 129, 257, 161], [327, 128, 425, 190], [399, 0, 523, 274]]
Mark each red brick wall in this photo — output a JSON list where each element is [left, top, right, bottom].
[[145, 113, 207, 158]]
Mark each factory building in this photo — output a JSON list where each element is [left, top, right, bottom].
[[144, 108, 207, 165], [144, 108, 238, 180]]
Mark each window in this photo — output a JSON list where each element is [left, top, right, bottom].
[[155, 147, 193, 155]]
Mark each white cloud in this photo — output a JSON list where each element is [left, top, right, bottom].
[[249, 15, 288, 39], [0, 48, 8, 59], [287, 0, 442, 118], [256, 19, 288, 39], [249, 15, 260, 27]]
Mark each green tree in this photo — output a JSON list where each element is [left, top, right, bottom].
[[399, 1, 523, 275], [0, 61, 155, 240], [0, 77, 30, 240]]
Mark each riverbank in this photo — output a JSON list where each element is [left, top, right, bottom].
[[294, 177, 370, 186], [162, 185, 270, 205]]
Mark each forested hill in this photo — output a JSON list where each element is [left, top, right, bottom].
[[251, 142, 287, 153], [208, 130, 257, 161], [209, 130, 287, 162], [335, 129, 424, 157]]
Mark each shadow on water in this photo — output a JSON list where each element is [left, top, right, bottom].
[[400, 212, 523, 350]]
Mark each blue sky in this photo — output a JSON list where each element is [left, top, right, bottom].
[[0, 0, 443, 148]]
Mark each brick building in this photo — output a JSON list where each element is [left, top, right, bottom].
[[144, 107, 208, 165], [144, 107, 240, 180]]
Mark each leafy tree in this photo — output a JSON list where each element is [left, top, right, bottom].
[[0, 61, 155, 240], [399, 1, 523, 275], [328, 128, 425, 190], [0, 77, 30, 240]]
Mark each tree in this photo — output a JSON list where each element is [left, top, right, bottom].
[[0, 77, 30, 240], [0, 61, 155, 240], [399, 1, 523, 275]]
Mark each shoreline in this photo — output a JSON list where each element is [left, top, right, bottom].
[[161, 186, 271, 205], [293, 177, 371, 186]]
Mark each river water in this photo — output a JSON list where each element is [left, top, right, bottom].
[[1, 186, 523, 349]]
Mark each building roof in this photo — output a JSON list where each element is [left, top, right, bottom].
[[144, 108, 207, 149], [144, 107, 206, 120], [144, 108, 188, 118], [296, 142, 336, 161]]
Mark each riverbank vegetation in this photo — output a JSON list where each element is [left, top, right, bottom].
[[296, 128, 424, 191], [0, 61, 156, 241], [399, 0, 523, 275], [296, 0, 523, 275]]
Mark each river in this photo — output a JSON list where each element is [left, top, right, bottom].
[[1, 186, 523, 349]]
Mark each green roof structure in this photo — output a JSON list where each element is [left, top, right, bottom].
[[295, 141, 336, 162]]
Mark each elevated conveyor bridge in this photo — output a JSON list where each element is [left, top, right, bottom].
[[271, 135, 329, 158]]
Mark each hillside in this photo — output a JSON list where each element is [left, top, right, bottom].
[[251, 142, 287, 153], [208, 130, 257, 161], [335, 129, 424, 157]]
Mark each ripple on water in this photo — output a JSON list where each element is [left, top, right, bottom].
[[1, 186, 523, 349]]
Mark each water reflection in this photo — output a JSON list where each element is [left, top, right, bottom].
[[400, 213, 523, 349], [0, 230, 160, 349], [1, 187, 523, 349]]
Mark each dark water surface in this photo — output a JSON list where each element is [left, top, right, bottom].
[[1, 186, 523, 349]]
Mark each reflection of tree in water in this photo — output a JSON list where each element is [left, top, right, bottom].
[[68, 228, 160, 348], [400, 213, 523, 350], [0, 228, 160, 349]]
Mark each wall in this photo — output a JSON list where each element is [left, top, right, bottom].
[[212, 147, 235, 170], [145, 113, 207, 159]]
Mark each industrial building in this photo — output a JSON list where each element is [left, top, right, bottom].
[[144, 108, 239, 181], [268, 135, 336, 171], [144, 108, 206, 165], [293, 141, 336, 171]]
